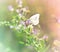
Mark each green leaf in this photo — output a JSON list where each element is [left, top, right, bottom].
[[19, 41, 25, 44]]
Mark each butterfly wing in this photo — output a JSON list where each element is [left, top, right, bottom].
[[30, 14, 40, 25]]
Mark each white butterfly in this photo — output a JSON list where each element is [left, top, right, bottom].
[[30, 14, 40, 25]]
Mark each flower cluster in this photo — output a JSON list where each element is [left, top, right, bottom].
[[7, 0, 40, 35], [0, 0, 49, 52]]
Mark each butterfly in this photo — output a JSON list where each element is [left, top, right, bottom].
[[30, 14, 40, 25]]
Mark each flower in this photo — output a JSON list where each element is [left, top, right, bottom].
[[20, 21, 25, 26], [8, 5, 14, 11], [25, 19, 31, 26], [16, 0, 23, 7], [30, 14, 40, 25], [22, 8, 27, 12], [19, 0, 23, 4], [16, 0, 22, 4], [32, 28, 38, 35], [19, 14, 23, 17], [15, 24, 22, 30], [21, 7, 30, 13], [16, 9, 20, 13], [43, 35, 48, 39]]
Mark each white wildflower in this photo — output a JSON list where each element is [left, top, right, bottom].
[[19, 14, 23, 17], [16, 9, 20, 13], [22, 8, 27, 12], [19, 0, 22, 4], [15, 24, 22, 30], [16, 0, 23, 7], [16, 0, 22, 4], [18, 4, 22, 7], [30, 14, 40, 25]]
